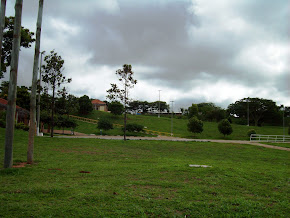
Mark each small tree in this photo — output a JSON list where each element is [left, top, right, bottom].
[[42, 50, 71, 137], [187, 117, 203, 135], [218, 119, 233, 137], [108, 101, 124, 115], [78, 95, 93, 115], [106, 64, 137, 140]]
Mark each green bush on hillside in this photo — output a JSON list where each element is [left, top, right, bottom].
[[97, 119, 113, 131], [187, 117, 203, 135], [247, 129, 256, 138], [123, 123, 144, 132], [218, 119, 233, 137]]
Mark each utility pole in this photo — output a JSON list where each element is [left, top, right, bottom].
[[37, 51, 45, 136], [4, 0, 23, 168], [28, 0, 44, 164], [158, 90, 161, 118], [170, 100, 174, 136]]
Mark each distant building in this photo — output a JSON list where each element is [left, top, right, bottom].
[[0, 98, 29, 125], [91, 99, 108, 112]]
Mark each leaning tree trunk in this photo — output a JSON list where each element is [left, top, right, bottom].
[[28, 0, 44, 164], [0, 0, 7, 74], [4, 0, 23, 168]]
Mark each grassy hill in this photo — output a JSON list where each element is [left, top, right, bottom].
[[74, 111, 286, 140]]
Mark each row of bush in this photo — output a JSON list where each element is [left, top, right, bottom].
[[97, 119, 144, 133]]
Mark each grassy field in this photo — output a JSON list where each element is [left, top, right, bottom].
[[74, 111, 287, 140], [0, 128, 289, 217]]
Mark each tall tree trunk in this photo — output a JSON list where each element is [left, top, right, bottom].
[[123, 85, 127, 141], [28, 0, 44, 164], [51, 84, 55, 138], [0, 0, 7, 74], [4, 0, 23, 168]]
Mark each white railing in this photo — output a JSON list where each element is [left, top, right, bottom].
[[250, 134, 290, 142]]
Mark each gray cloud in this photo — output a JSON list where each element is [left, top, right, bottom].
[[1, 0, 289, 108]]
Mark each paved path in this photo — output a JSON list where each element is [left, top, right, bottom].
[[50, 132, 290, 151]]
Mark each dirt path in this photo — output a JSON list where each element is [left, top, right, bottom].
[[48, 133, 289, 151]]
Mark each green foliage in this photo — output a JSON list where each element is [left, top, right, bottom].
[[40, 111, 51, 126], [0, 119, 5, 128], [288, 124, 290, 135], [218, 119, 233, 137], [227, 97, 281, 126], [97, 119, 113, 131], [78, 95, 93, 115], [188, 104, 198, 119], [56, 116, 78, 130], [15, 123, 29, 131], [0, 82, 30, 109], [123, 123, 144, 132], [187, 117, 203, 134], [247, 129, 256, 137], [197, 102, 225, 122], [1, 16, 35, 78], [129, 100, 169, 114], [108, 101, 124, 115]]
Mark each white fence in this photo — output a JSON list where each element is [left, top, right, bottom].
[[250, 134, 290, 142]]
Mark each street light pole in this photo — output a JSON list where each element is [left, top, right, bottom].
[[158, 90, 161, 118], [170, 100, 174, 136], [37, 51, 45, 136]]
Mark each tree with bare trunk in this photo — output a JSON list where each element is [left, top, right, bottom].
[[28, 0, 44, 164], [106, 64, 137, 141], [42, 50, 71, 137], [4, 0, 23, 168]]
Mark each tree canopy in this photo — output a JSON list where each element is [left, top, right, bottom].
[[227, 97, 281, 126], [1, 16, 35, 78]]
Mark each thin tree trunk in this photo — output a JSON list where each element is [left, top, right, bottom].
[[0, 0, 6, 74], [123, 85, 127, 141], [4, 0, 23, 168], [28, 0, 44, 164], [51, 84, 55, 137]]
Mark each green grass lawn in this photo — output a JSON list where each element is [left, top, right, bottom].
[[263, 142, 290, 149], [0, 128, 289, 217], [74, 111, 287, 140]]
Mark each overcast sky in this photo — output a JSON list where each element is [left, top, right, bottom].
[[2, 0, 289, 110]]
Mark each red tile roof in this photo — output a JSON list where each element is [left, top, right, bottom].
[[0, 98, 25, 110], [91, 99, 106, 105]]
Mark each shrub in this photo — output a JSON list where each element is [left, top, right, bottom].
[[288, 124, 290, 135], [187, 117, 203, 134], [15, 123, 29, 131], [123, 123, 144, 132], [218, 119, 233, 137], [247, 129, 256, 137], [97, 119, 113, 131], [0, 119, 6, 128]]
